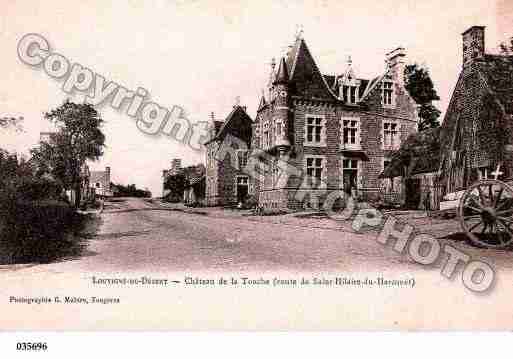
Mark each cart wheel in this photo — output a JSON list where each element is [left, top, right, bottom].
[[458, 179, 513, 248]]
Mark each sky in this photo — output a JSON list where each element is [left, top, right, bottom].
[[0, 0, 510, 196]]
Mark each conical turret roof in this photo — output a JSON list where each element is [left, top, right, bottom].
[[273, 57, 289, 84]]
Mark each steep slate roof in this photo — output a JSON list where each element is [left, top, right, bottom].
[[204, 105, 253, 145], [257, 94, 267, 111], [380, 127, 441, 178], [284, 38, 338, 100], [439, 53, 513, 178], [282, 37, 390, 105], [323, 74, 336, 88], [360, 72, 391, 103], [274, 57, 289, 84], [214, 120, 224, 134]]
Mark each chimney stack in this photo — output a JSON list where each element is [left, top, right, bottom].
[[462, 26, 485, 67], [386, 47, 406, 86]]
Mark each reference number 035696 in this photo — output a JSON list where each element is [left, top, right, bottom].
[[16, 342, 48, 351]]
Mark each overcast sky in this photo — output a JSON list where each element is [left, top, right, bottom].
[[0, 0, 510, 196]]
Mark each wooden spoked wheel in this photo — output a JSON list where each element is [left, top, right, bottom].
[[458, 179, 513, 248]]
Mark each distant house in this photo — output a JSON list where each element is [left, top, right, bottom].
[[379, 127, 441, 210], [90, 166, 113, 197], [182, 164, 206, 205], [204, 106, 253, 206], [162, 159, 206, 204], [439, 26, 513, 194]]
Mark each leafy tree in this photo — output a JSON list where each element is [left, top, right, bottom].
[[0, 150, 62, 203], [404, 64, 441, 132], [31, 101, 105, 208], [111, 182, 151, 198], [163, 173, 186, 202]]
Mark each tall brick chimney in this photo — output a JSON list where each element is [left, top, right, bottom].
[[386, 47, 406, 86], [462, 26, 485, 67]]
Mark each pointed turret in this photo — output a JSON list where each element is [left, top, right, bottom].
[[273, 57, 289, 84], [257, 91, 267, 112]]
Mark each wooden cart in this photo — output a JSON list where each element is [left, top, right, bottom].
[[457, 164, 513, 248]]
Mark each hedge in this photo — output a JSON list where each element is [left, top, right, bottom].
[[0, 199, 86, 264]]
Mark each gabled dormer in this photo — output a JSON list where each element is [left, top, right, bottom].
[[337, 56, 362, 105]]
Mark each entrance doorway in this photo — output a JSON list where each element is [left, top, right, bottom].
[[236, 176, 249, 203], [405, 178, 421, 209], [342, 159, 358, 196]]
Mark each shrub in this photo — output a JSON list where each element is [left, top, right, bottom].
[[0, 148, 89, 264], [242, 195, 258, 209], [0, 199, 86, 264]]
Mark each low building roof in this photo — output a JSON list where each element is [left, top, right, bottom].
[[380, 127, 441, 179]]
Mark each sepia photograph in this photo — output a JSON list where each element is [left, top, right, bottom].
[[1, 0, 513, 342]]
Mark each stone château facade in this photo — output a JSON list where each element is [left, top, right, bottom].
[[251, 35, 418, 210]]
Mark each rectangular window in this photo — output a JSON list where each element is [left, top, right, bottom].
[[237, 176, 249, 185], [255, 124, 260, 147], [305, 156, 324, 188], [383, 121, 399, 150], [263, 122, 270, 149], [305, 116, 325, 146], [275, 119, 284, 144], [341, 117, 360, 149], [237, 150, 248, 170], [383, 82, 394, 106]]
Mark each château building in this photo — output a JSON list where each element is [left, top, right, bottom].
[[251, 35, 419, 210]]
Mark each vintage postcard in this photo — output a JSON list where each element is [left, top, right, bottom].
[[1, 0, 513, 334]]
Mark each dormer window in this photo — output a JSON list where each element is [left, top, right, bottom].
[[339, 82, 360, 104], [382, 81, 395, 107], [338, 64, 360, 104]]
